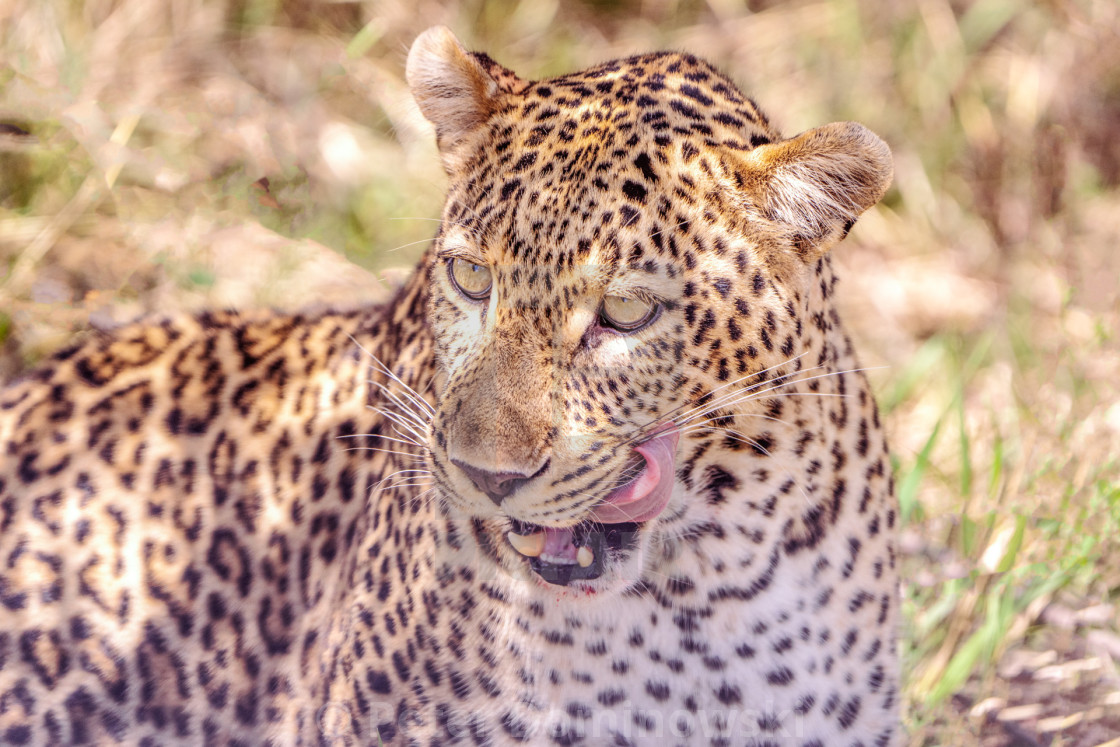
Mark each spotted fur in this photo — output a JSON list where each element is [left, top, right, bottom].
[[0, 27, 898, 746]]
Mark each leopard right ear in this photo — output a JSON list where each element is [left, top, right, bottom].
[[406, 27, 526, 166], [735, 122, 893, 261]]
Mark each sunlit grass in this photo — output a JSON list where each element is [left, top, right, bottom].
[[893, 313, 1119, 742]]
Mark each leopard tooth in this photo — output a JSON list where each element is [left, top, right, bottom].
[[577, 546, 594, 568], [507, 531, 545, 557]]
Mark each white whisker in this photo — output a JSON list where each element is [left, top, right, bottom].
[[338, 446, 427, 460], [350, 334, 436, 417], [371, 408, 429, 442], [617, 354, 812, 446], [672, 363, 881, 433]]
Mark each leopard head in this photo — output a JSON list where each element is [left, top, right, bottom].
[[406, 27, 892, 596]]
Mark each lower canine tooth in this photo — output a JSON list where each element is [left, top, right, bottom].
[[507, 531, 545, 557], [577, 546, 594, 567]]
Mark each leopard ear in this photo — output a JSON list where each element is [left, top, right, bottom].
[[738, 122, 892, 259], [406, 27, 526, 165]]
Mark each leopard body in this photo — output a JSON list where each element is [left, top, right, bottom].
[[0, 27, 898, 746]]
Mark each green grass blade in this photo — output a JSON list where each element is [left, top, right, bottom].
[[899, 416, 942, 525]]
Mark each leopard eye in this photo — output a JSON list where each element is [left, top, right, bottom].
[[600, 295, 658, 332], [447, 258, 492, 301]]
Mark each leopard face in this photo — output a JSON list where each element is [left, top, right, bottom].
[[409, 28, 892, 597]]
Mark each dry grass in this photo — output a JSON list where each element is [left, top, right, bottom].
[[2, 0, 1118, 744]]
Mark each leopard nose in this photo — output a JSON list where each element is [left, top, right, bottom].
[[451, 459, 548, 506]]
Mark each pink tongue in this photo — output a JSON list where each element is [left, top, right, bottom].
[[590, 428, 679, 524], [532, 428, 679, 564]]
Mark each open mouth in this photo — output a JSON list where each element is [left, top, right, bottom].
[[505, 427, 678, 586], [508, 519, 641, 585]]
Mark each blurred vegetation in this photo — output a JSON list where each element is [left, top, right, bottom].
[[2, 0, 1118, 744]]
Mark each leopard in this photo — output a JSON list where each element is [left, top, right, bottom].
[[0, 26, 899, 746]]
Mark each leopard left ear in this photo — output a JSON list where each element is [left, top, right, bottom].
[[736, 122, 893, 259], [406, 27, 527, 168]]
